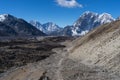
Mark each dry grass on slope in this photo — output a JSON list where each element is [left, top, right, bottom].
[[68, 20, 120, 64], [69, 20, 120, 53], [67, 20, 120, 78]]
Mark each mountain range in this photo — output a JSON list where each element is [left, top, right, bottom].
[[0, 11, 116, 37], [29, 21, 62, 36], [0, 14, 46, 36], [61, 11, 115, 36], [30, 11, 115, 36]]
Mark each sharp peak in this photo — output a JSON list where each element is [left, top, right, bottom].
[[100, 12, 112, 16], [82, 11, 98, 15], [82, 11, 112, 16], [80, 11, 114, 19], [99, 12, 115, 20]]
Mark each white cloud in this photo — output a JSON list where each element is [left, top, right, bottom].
[[56, 0, 83, 8]]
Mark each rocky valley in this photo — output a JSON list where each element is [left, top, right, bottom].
[[0, 19, 120, 80]]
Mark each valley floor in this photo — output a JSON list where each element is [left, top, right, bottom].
[[0, 36, 71, 74], [0, 36, 119, 80]]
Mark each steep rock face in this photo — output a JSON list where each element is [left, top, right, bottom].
[[0, 14, 46, 36]]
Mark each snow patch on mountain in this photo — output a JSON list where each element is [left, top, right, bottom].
[[42, 22, 61, 33], [0, 14, 8, 22], [30, 21, 62, 35], [0, 14, 18, 22], [72, 27, 79, 36], [98, 13, 115, 24], [72, 11, 115, 36]]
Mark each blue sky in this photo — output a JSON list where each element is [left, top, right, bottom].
[[0, 0, 120, 27]]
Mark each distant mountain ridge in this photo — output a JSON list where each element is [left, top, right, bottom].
[[30, 11, 115, 36], [30, 21, 63, 35], [0, 14, 46, 36]]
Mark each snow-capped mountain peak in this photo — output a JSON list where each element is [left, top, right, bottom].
[[82, 11, 98, 16], [73, 11, 98, 27], [99, 13, 112, 18], [0, 14, 8, 22], [30, 21, 62, 35], [0, 14, 46, 36], [69, 11, 115, 36], [0, 14, 17, 22], [98, 13, 115, 24], [42, 22, 61, 32]]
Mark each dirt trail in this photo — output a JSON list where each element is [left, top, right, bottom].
[[0, 42, 68, 80], [53, 48, 68, 80]]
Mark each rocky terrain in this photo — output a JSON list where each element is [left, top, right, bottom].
[[0, 20, 120, 80], [0, 36, 72, 74]]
